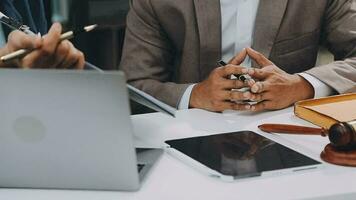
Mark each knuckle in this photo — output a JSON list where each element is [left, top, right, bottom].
[[233, 79, 239, 88], [63, 42, 71, 51], [236, 92, 244, 100], [227, 103, 234, 110], [251, 94, 259, 101], [69, 51, 78, 60], [232, 104, 240, 110], [58, 43, 70, 55], [223, 66, 231, 74], [233, 104, 244, 111], [78, 51, 85, 60], [40, 47, 52, 56], [69, 49, 79, 60], [230, 92, 236, 100], [67, 54, 77, 64], [258, 94, 263, 101], [235, 80, 244, 88]]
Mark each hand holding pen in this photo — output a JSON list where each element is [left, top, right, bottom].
[[189, 49, 257, 112], [0, 22, 87, 69]]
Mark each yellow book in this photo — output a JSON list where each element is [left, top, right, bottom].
[[294, 93, 356, 129]]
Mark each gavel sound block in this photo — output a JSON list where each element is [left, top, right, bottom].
[[258, 121, 356, 167]]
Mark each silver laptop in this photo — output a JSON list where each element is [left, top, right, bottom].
[[0, 69, 162, 191]]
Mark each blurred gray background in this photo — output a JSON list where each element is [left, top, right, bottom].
[[49, 0, 129, 71]]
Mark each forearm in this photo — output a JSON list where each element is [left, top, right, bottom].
[[317, 0, 356, 93], [305, 57, 356, 93]]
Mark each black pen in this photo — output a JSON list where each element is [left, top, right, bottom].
[[1, 24, 97, 62], [217, 60, 250, 82]]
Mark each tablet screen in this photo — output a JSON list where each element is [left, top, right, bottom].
[[166, 131, 321, 178]]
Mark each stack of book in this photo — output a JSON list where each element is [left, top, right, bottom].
[[294, 93, 356, 129]]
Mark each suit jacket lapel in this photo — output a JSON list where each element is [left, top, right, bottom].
[[194, 0, 221, 80], [252, 0, 289, 67]]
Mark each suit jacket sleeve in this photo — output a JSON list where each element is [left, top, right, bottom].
[[306, 0, 356, 93], [119, 0, 191, 108]]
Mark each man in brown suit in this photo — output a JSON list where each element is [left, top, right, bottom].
[[120, 0, 356, 112]]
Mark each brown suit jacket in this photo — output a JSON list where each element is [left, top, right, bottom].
[[120, 0, 356, 108]]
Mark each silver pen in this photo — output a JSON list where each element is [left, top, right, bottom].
[[0, 11, 36, 35]]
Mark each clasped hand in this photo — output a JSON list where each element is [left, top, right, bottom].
[[190, 48, 314, 112]]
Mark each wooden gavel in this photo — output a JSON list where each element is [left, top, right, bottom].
[[258, 120, 356, 150]]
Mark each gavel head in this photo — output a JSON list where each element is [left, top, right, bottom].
[[328, 121, 356, 150]]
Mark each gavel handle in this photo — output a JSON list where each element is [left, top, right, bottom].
[[258, 124, 328, 137]]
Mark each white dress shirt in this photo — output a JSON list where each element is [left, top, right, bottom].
[[178, 0, 333, 109]]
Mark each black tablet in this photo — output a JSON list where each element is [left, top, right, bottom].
[[165, 131, 322, 181]]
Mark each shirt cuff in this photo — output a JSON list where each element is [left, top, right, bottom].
[[298, 73, 334, 98], [177, 84, 196, 110]]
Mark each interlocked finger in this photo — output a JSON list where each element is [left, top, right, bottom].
[[232, 103, 252, 111], [249, 92, 272, 102], [250, 101, 273, 112], [221, 79, 250, 90], [217, 64, 246, 77], [230, 91, 252, 101], [251, 81, 271, 93]]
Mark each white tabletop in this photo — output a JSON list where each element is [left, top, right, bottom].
[[1, 108, 356, 200]]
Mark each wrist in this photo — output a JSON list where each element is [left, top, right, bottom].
[[295, 74, 314, 100], [189, 83, 202, 108]]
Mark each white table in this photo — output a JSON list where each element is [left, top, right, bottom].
[[1, 108, 356, 200]]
